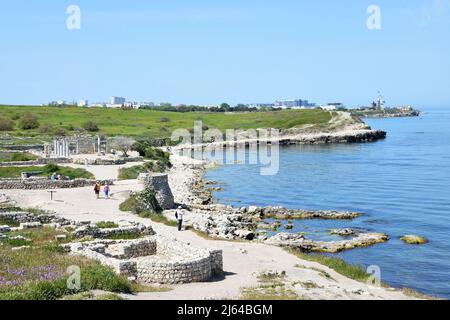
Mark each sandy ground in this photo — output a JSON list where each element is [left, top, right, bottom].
[[1, 160, 415, 300]]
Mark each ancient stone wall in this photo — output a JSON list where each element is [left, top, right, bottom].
[[72, 157, 144, 166], [66, 236, 223, 285], [0, 158, 72, 167], [0, 178, 113, 190], [140, 173, 175, 210]]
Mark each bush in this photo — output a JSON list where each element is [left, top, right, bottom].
[[119, 190, 160, 215], [0, 116, 15, 131], [40, 124, 53, 134], [80, 265, 132, 293], [118, 165, 146, 180], [18, 113, 40, 130], [53, 127, 67, 136], [83, 121, 99, 132]]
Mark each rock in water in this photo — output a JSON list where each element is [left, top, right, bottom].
[[400, 235, 428, 245]]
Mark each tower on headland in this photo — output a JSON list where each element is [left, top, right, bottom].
[[373, 91, 386, 110]]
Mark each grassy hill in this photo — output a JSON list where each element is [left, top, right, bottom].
[[0, 105, 332, 139]]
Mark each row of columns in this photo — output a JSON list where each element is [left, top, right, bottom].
[[53, 139, 70, 158]]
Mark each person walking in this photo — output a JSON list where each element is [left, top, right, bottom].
[[94, 182, 101, 199], [175, 206, 184, 231], [103, 183, 110, 199]]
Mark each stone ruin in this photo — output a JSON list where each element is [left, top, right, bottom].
[[65, 236, 223, 284], [139, 173, 175, 210], [0, 210, 223, 285]]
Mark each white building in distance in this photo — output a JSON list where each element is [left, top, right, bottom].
[[78, 99, 88, 107]]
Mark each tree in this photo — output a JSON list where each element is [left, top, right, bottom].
[[220, 103, 230, 110], [110, 136, 135, 157], [83, 121, 99, 132]]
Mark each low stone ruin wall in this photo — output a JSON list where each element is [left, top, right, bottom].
[[0, 144, 44, 151], [0, 178, 114, 190], [72, 222, 155, 239], [66, 236, 223, 285], [0, 158, 72, 167], [137, 240, 223, 284], [72, 157, 144, 166]]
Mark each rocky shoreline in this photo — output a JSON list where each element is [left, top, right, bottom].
[[165, 154, 390, 253]]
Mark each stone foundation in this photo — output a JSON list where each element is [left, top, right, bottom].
[[72, 157, 144, 166], [0, 158, 72, 167], [66, 236, 223, 285], [0, 178, 113, 190]]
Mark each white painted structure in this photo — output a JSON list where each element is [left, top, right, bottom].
[[53, 139, 70, 158]]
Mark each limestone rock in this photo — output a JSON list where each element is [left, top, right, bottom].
[[400, 235, 428, 245], [20, 222, 43, 229], [330, 228, 356, 236], [0, 225, 11, 233]]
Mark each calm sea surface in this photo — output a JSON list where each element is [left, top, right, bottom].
[[204, 107, 450, 298]]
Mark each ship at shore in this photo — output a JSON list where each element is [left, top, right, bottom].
[[350, 92, 421, 118]]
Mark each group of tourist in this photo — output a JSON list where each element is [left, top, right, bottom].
[[94, 181, 110, 199], [50, 172, 64, 181]]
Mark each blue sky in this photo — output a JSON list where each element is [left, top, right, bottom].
[[0, 0, 449, 107]]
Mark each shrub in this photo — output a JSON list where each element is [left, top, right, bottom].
[[118, 165, 146, 180], [53, 127, 67, 136], [0, 117, 15, 131], [119, 196, 144, 215], [40, 124, 53, 134], [80, 265, 132, 293], [83, 121, 99, 132], [119, 190, 160, 215], [18, 113, 40, 130]]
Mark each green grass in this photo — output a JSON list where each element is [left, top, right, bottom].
[[118, 165, 146, 180], [95, 221, 119, 229], [0, 152, 38, 162], [0, 216, 20, 227], [1, 237, 32, 247], [7, 226, 72, 246], [105, 232, 142, 240], [287, 249, 370, 282], [0, 105, 332, 139], [241, 271, 304, 300], [119, 196, 177, 227], [0, 226, 137, 300], [0, 164, 94, 179]]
